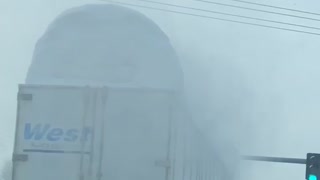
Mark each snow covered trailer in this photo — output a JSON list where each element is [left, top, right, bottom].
[[12, 3, 230, 180]]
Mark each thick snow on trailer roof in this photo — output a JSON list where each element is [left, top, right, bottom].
[[26, 4, 183, 90]]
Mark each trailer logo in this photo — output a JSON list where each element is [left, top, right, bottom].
[[24, 123, 91, 142]]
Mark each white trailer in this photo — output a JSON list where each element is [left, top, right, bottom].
[[12, 84, 225, 180]]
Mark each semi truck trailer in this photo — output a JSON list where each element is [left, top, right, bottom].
[[11, 4, 230, 180]]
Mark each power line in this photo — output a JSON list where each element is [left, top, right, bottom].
[[133, 0, 320, 31], [100, 0, 320, 36], [194, 0, 320, 22], [229, 0, 320, 16]]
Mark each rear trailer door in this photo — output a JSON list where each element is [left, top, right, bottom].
[[12, 85, 95, 180], [98, 88, 173, 180]]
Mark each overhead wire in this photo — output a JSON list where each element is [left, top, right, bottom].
[[133, 0, 320, 31], [229, 0, 320, 16], [100, 0, 320, 36], [194, 0, 320, 22]]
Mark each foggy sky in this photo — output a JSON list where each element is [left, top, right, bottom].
[[1, 0, 320, 180]]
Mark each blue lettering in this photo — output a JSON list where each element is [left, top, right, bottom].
[[47, 128, 63, 141], [24, 123, 50, 140], [24, 123, 91, 142]]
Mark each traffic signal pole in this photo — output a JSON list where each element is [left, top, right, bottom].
[[242, 155, 306, 164], [243, 153, 320, 180]]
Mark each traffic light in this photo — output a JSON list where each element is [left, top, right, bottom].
[[306, 153, 320, 180]]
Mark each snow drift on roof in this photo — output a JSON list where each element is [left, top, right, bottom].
[[26, 4, 183, 90]]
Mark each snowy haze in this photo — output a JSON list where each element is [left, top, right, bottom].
[[1, 0, 320, 180]]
